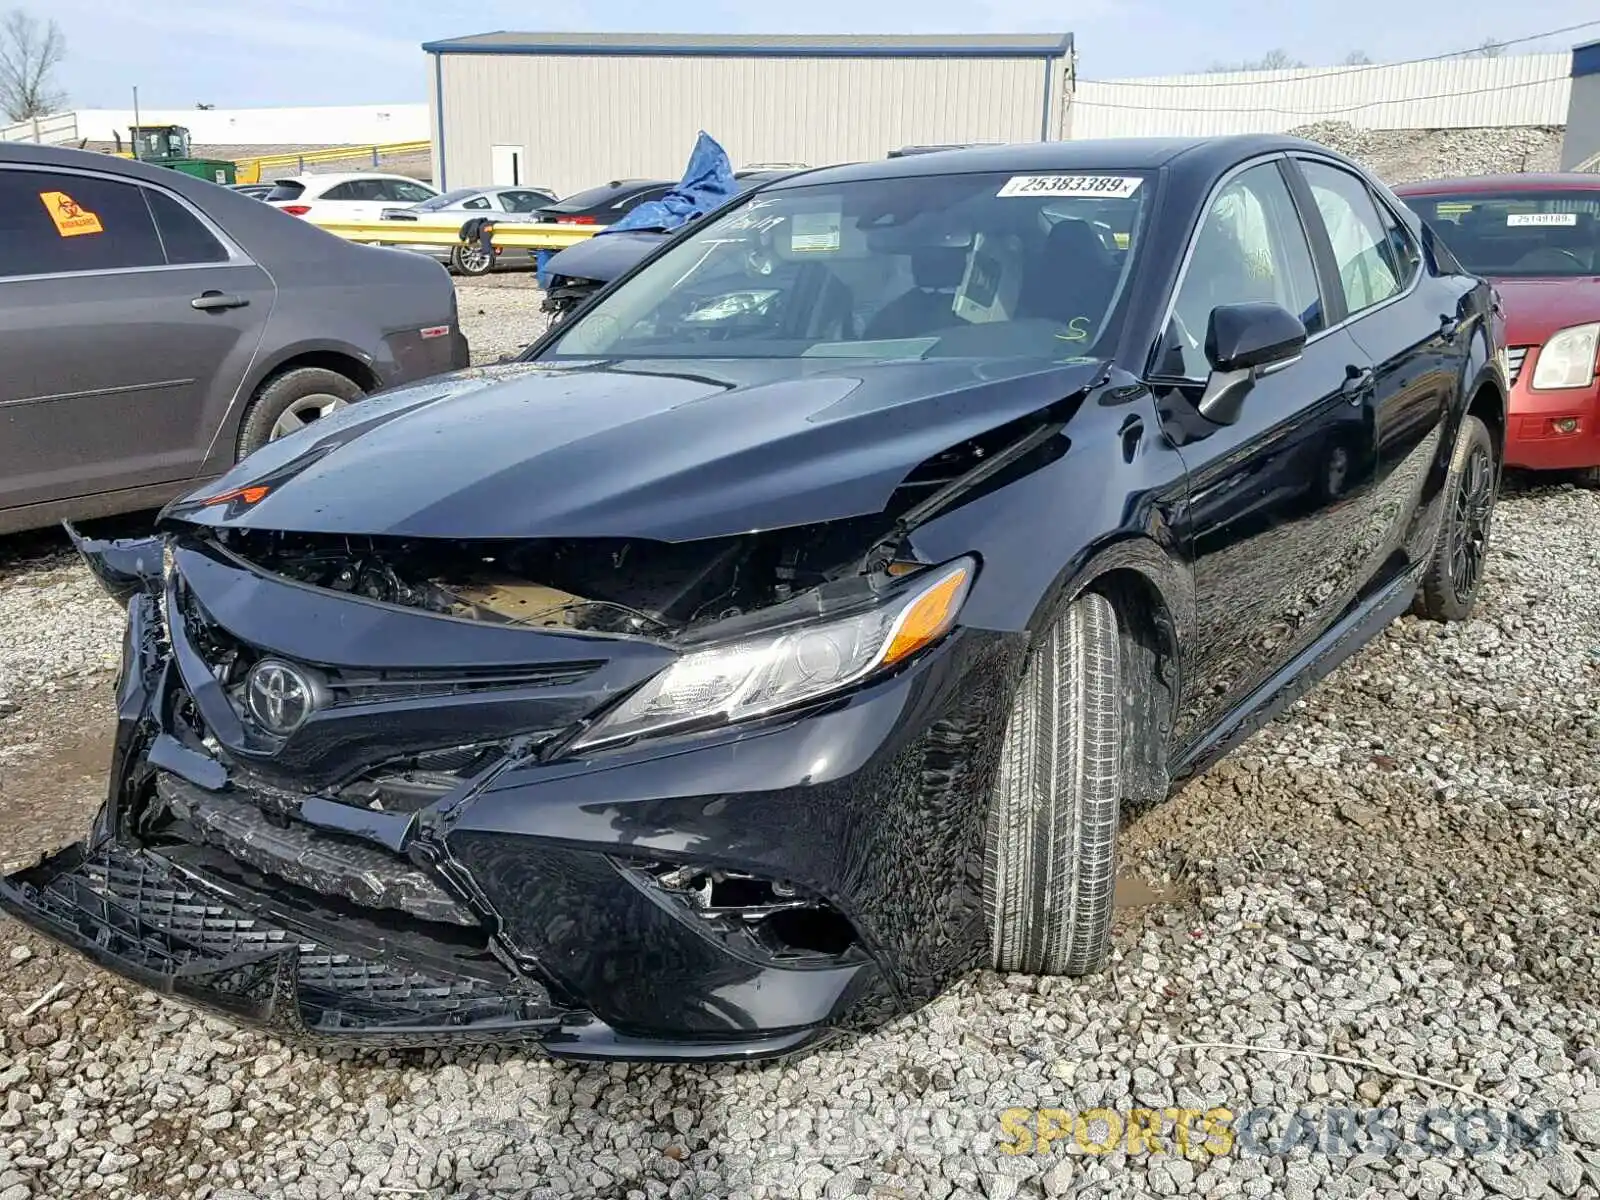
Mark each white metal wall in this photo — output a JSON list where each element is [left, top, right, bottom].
[[436, 52, 1064, 194], [1561, 73, 1600, 169], [1070, 53, 1572, 139]]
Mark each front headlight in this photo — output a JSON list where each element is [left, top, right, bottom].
[[571, 557, 975, 751], [1530, 322, 1600, 390]]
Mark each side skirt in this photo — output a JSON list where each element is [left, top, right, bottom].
[[1169, 566, 1422, 786]]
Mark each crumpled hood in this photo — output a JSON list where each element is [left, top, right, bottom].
[[1491, 276, 1600, 345], [168, 356, 1103, 541], [544, 230, 668, 285]]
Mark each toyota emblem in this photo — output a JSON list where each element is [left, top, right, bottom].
[[244, 659, 324, 735]]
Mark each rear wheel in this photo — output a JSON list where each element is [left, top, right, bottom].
[[451, 243, 495, 276], [1573, 466, 1600, 489], [1414, 414, 1496, 621], [236, 367, 364, 460], [984, 591, 1122, 976]]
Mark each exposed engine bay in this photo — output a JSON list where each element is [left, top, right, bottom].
[[205, 517, 895, 639]]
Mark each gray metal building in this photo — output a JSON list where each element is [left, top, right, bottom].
[[1560, 39, 1600, 171], [422, 32, 1074, 196]]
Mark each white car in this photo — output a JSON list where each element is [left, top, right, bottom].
[[265, 173, 439, 223]]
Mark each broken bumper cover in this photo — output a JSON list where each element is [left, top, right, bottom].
[[0, 842, 827, 1060], [1, 538, 1025, 1060]]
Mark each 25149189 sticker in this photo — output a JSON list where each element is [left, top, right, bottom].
[[1506, 212, 1577, 228], [997, 175, 1142, 199]]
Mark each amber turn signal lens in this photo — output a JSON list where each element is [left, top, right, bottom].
[[200, 485, 270, 507], [882, 564, 971, 667]]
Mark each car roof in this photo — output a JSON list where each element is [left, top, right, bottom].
[[1394, 173, 1600, 195], [766, 135, 1355, 189], [273, 172, 435, 187]]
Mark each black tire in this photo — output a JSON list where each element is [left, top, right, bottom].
[[1414, 414, 1497, 622], [235, 367, 364, 460], [984, 591, 1122, 976], [451, 244, 495, 277], [1573, 466, 1600, 489]]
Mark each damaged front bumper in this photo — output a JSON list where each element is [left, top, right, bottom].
[[2, 532, 1024, 1060]]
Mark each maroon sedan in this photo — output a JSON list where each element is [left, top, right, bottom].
[[1396, 175, 1600, 485]]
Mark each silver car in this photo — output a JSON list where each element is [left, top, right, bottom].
[[380, 185, 558, 275]]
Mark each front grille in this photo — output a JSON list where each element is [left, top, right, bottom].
[[1507, 346, 1530, 386], [326, 662, 600, 705], [16, 845, 558, 1038]]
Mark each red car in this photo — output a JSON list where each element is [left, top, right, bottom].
[[1396, 175, 1600, 485]]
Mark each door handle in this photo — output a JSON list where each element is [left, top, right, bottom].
[[191, 291, 249, 311], [1340, 365, 1373, 403]]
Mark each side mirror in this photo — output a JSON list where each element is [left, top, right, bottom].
[[1206, 301, 1307, 373], [1197, 302, 1308, 424]]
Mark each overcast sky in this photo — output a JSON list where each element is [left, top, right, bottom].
[[37, 0, 1600, 108]]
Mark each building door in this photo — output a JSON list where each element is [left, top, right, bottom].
[[491, 145, 524, 187]]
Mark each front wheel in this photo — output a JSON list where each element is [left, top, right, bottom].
[[984, 591, 1122, 976], [1414, 413, 1497, 621]]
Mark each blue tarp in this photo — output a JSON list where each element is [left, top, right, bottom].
[[598, 130, 737, 236]]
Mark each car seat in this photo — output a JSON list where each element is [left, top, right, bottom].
[[862, 246, 971, 340], [1013, 219, 1118, 327]]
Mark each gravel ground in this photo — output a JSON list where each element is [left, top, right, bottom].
[[1, 293, 1599, 1199]]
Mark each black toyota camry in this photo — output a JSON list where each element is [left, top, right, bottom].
[[3, 136, 1507, 1061]]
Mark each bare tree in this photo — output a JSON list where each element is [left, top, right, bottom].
[[1342, 50, 1374, 65], [0, 9, 66, 123], [1475, 37, 1505, 58], [1207, 48, 1307, 73]]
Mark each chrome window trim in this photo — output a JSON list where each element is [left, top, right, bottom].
[[0, 161, 255, 283], [1149, 150, 1424, 384]]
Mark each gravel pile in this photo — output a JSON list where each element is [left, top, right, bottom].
[[1, 282, 1598, 1196], [1288, 122, 1565, 184]]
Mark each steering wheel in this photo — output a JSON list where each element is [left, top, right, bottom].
[[1511, 246, 1586, 272]]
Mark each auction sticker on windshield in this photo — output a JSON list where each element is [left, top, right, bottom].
[[998, 175, 1142, 199], [1507, 212, 1577, 227], [791, 211, 842, 253]]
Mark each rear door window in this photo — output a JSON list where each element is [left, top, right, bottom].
[[320, 181, 364, 201], [0, 169, 166, 278], [144, 188, 230, 265], [1298, 161, 1404, 316]]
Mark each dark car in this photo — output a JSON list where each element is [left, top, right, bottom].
[[3, 136, 1506, 1061], [532, 178, 673, 226], [1395, 174, 1600, 485], [538, 168, 812, 321], [0, 142, 469, 535], [229, 183, 274, 200]]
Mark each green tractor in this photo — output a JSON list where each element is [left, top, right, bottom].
[[129, 125, 237, 185]]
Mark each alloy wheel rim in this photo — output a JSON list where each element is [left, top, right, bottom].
[[270, 394, 349, 441], [458, 246, 492, 272], [1449, 444, 1494, 596]]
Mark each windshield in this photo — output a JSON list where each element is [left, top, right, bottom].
[[540, 170, 1151, 362], [1406, 191, 1600, 278]]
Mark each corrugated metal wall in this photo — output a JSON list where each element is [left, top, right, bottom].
[[437, 53, 1063, 194], [1070, 53, 1572, 139]]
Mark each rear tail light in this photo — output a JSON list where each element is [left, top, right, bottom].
[[280, 205, 311, 217], [555, 215, 596, 225]]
